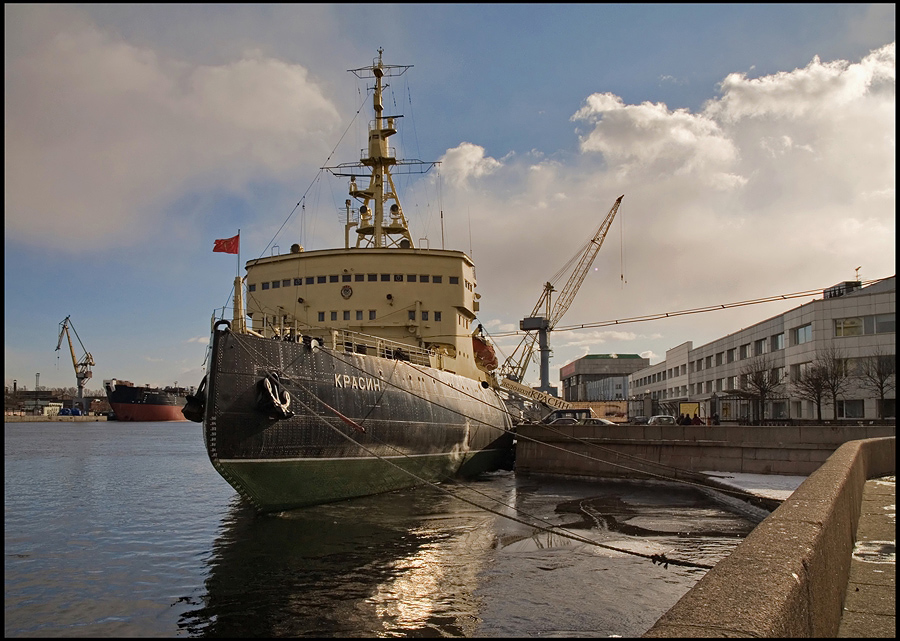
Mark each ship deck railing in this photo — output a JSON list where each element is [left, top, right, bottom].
[[331, 329, 432, 367]]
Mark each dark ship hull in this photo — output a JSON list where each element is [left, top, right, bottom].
[[199, 325, 514, 513], [105, 379, 188, 422]]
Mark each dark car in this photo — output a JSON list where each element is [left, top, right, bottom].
[[629, 416, 649, 425]]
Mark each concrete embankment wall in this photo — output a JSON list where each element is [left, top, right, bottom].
[[514, 422, 895, 478], [642, 436, 895, 637]]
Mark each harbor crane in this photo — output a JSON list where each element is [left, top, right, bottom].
[[499, 195, 624, 395], [56, 315, 95, 407]]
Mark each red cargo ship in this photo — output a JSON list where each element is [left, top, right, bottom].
[[103, 379, 189, 421]]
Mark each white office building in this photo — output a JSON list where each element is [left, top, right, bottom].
[[627, 276, 895, 422]]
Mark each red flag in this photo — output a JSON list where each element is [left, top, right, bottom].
[[213, 234, 239, 254]]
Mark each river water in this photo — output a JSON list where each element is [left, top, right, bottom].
[[4, 421, 757, 637]]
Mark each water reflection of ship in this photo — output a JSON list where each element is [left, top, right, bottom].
[[178, 482, 513, 637]]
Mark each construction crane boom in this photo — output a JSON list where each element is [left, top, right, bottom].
[[500, 195, 624, 388], [56, 316, 95, 401]]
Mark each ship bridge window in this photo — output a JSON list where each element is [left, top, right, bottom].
[[306, 276, 314, 285], [420, 275, 430, 283], [356, 310, 363, 320], [368, 273, 377, 281], [407, 274, 417, 282], [433, 276, 443, 283], [355, 274, 364, 282], [449, 276, 459, 284], [342, 274, 352, 282], [394, 274, 403, 282], [317, 276, 326, 284], [272, 281, 280, 288], [262, 282, 270, 290], [248, 284, 256, 292], [318, 312, 325, 322], [369, 310, 376, 320], [422, 311, 429, 321], [408, 310, 416, 321], [330, 275, 339, 283], [331, 311, 338, 321], [343, 311, 350, 321], [435, 311, 441, 321], [381, 273, 390, 281], [293, 278, 302, 286]]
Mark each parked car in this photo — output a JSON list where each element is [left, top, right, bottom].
[[629, 416, 649, 425], [547, 417, 579, 425], [648, 415, 677, 425], [579, 417, 616, 425]]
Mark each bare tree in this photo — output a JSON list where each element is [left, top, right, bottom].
[[855, 347, 896, 419], [792, 362, 828, 421], [819, 345, 853, 420], [739, 355, 784, 422]]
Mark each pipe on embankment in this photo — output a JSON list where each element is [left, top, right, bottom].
[[642, 436, 895, 638]]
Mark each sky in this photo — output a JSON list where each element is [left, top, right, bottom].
[[5, 3, 896, 394]]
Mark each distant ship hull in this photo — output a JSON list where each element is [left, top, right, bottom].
[[105, 379, 188, 422], [200, 327, 514, 513]]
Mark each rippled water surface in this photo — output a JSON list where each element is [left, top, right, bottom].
[[5, 421, 756, 637]]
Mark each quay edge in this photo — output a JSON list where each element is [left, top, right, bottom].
[[642, 436, 895, 638]]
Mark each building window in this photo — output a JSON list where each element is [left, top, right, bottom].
[[836, 314, 896, 336], [772, 367, 785, 384], [449, 276, 459, 284], [262, 282, 270, 290], [794, 324, 812, 345], [772, 333, 784, 351], [838, 400, 865, 419], [755, 338, 767, 355], [834, 318, 863, 337], [706, 356, 713, 369], [727, 348, 736, 363], [716, 352, 724, 366], [739, 344, 750, 359]]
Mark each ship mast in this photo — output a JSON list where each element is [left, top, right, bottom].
[[325, 49, 437, 249]]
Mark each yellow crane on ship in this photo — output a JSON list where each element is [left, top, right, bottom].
[[56, 315, 95, 408], [499, 195, 624, 396]]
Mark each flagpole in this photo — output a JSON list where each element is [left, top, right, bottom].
[[236, 229, 240, 279]]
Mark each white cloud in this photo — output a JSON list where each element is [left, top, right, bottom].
[[439, 142, 503, 186], [4, 15, 341, 249]]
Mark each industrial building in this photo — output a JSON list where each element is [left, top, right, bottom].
[[559, 354, 649, 402], [625, 276, 895, 422]]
